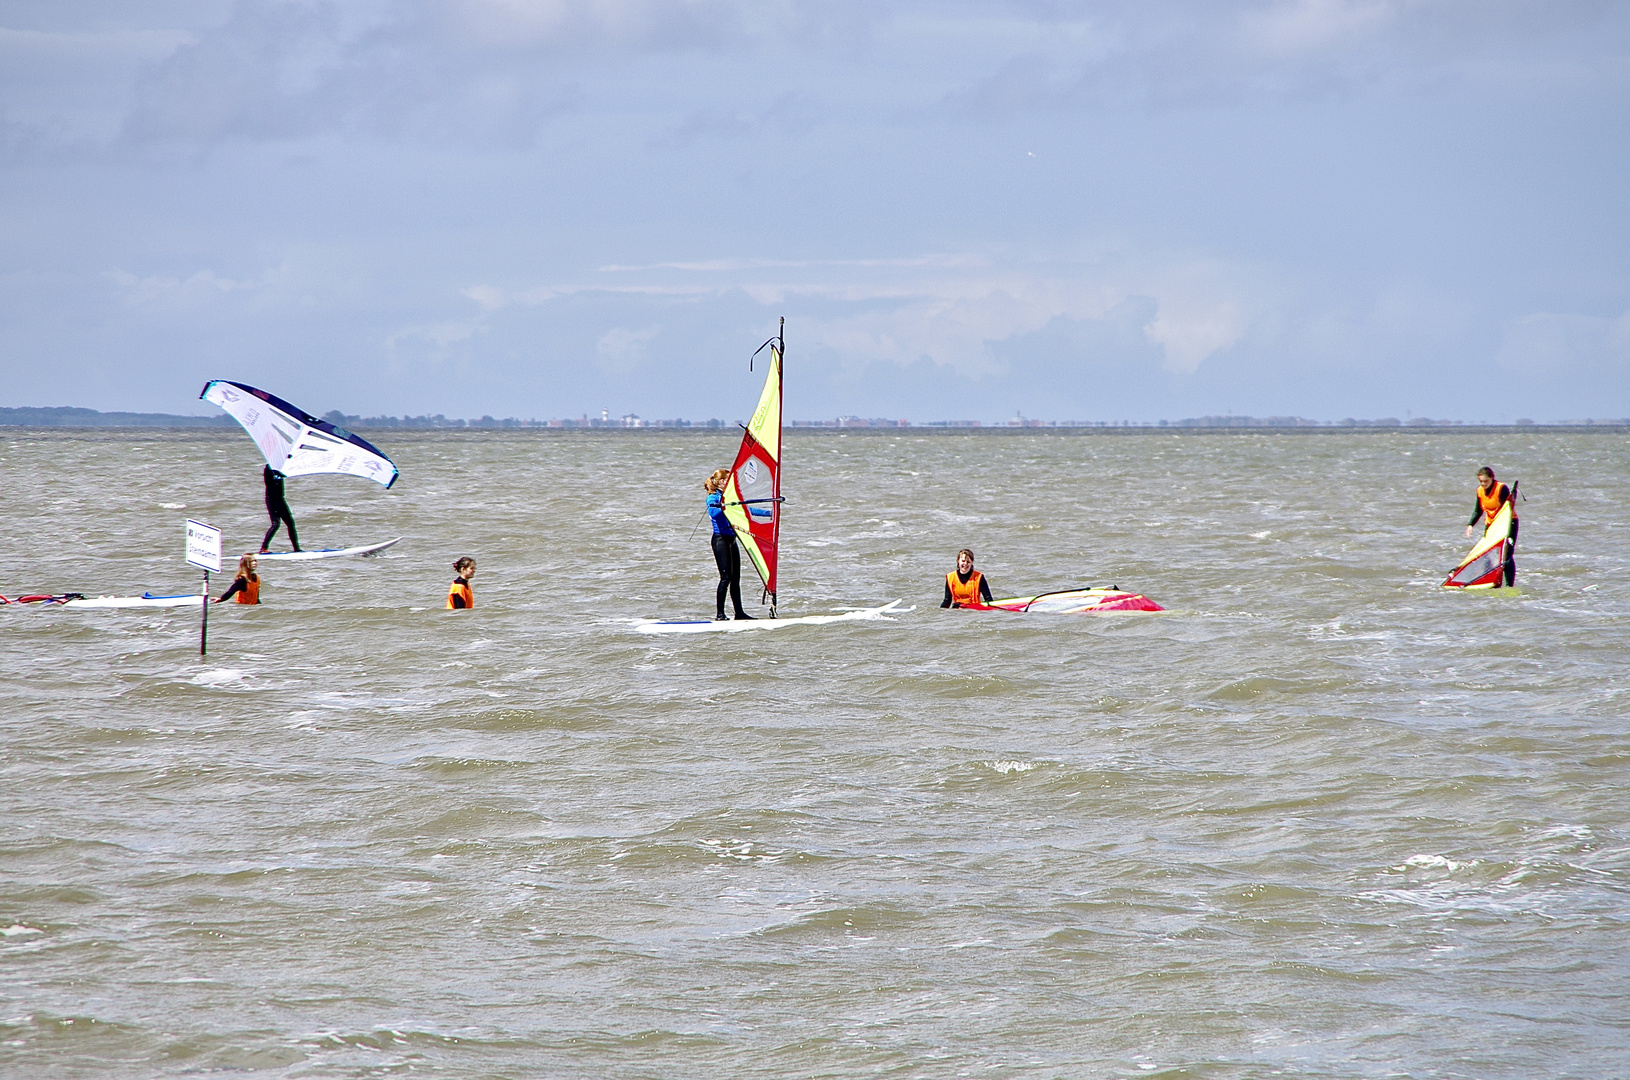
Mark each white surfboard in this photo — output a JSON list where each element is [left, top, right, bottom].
[[633, 599, 912, 635], [254, 537, 403, 561], [61, 593, 208, 609]]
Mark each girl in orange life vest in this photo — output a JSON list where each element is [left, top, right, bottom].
[[447, 557, 475, 609], [942, 548, 993, 608], [215, 554, 260, 604], [1465, 466, 1519, 586]]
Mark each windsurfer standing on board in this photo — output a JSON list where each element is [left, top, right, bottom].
[[706, 468, 754, 621], [942, 549, 994, 608], [260, 464, 301, 553], [1465, 466, 1518, 586]]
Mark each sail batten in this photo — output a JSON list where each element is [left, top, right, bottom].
[[721, 326, 783, 614], [201, 380, 398, 488]]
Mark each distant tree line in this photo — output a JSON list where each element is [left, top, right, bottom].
[[0, 406, 234, 427], [5, 406, 1625, 430]]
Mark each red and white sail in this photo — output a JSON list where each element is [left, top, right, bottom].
[[981, 588, 1164, 613]]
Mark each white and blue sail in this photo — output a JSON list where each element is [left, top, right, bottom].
[[201, 380, 398, 488]]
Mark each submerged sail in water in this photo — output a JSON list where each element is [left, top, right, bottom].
[[721, 322, 784, 615], [201, 380, 399, 488], [982, 588, 1165, 613], [1443, 488, 1515, 588]]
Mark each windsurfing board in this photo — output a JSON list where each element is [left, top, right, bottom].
[[61, 594, 207, 609], [976, 588, 1165, 614], [254, 537, 402, 561], [635, 599, 911, 635]]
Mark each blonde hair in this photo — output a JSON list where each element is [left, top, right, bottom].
[[703, 468, 731, 493], [236, 554, 258, 581]]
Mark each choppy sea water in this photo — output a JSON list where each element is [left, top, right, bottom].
[[1, 427, 1627, 1079]]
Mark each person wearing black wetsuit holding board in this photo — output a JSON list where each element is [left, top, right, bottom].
[[1466, 465, 1518, 586], [942, 549, 994, 608], [260, 464, 301, 553]]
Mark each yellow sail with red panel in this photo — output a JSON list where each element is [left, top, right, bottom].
[[722, 320, 784, 615]]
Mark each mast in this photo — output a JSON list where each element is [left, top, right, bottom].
[[771, 316, 783, 618]]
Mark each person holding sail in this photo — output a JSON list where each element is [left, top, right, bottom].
[[260, 464, 301, 553], [942, 549, 994, 608], [1465, 465, 1518, 586], [706, 468, 754, 620]]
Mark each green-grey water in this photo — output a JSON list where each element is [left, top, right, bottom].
[[2, 427, 1627, 1079]]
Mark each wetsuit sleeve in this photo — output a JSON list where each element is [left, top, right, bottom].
[[218, 578, 245, 602], [980, 577, 992, 602], [942, 579, 953, 608], [1468, 499, 1483, 528], [707, 491, 729, 532]]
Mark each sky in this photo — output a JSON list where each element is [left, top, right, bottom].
[[1, 0, 1627, 423]]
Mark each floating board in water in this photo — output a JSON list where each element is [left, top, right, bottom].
[[254, 537, 402, 561], [3, 592, 199, 608], [1443, 485, 1516, 589], [635, 599, 911, 635], [10, 592, 210, 609], [975, 588, 1165, 614]]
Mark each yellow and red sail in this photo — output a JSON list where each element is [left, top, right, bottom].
[[722, 332, 783, 611], [1443, 491, 1515, 588]]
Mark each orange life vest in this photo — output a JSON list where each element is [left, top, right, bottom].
[[234, 575, 260, 605], [946, 569, 984, 607], [1478, 482, 1515, 524], [447, 578, 473, 609]]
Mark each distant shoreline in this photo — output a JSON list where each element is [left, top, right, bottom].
[[3, 405, 1624, 436]]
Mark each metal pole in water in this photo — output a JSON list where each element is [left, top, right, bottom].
[[200, 571, 209, 656]]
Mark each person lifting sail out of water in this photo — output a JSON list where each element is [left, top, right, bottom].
[[942, 549, 994, 608], [260, 464, 301, 553], [1465, 465, 1518, 586], [706, 468, 754, 621]]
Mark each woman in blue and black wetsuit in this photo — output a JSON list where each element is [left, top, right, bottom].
[[705, 468, 754, 621]]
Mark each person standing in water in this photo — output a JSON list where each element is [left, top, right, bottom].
[[1466, 465, 1518, 586], [447, 557, 475, 609], [215, 554, 260, 604], [942, 548, 993, 608], [706, 468, 753, 621], [260, 464, 301, 553]]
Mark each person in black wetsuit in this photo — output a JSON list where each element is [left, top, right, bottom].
[[261, 464, 301, 553], [705, 468, 753, 621]]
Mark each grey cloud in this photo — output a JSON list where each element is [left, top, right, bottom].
[[109, 0, 856, 150], [934, 0, 1627, 119]]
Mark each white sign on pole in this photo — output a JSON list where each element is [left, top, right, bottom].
[[185, 519, 223, 573]]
